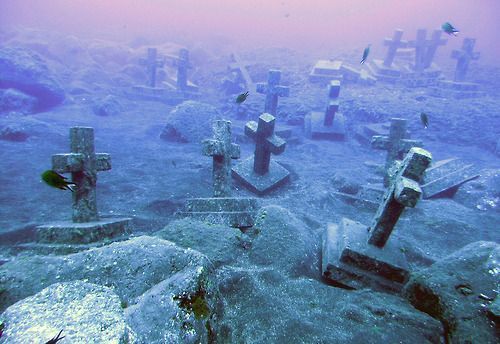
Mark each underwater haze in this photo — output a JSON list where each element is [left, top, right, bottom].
[[0, 0, 499, 343]]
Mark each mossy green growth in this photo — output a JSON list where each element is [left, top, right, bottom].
[[174, 289, 210, 320], [120, 300, 128, 309]]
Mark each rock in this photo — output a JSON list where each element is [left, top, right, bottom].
[[156, 218, 245, 267], [0, 88, 37, 114], [453, 169, 500, 212], [217, 266, 443, 343], [92, 95, 123, 116], [0, 124, 30, 142], [125, 264, 221, 343], [0, 281, 131, 343], [249, 206, 318, 277], [160, 101, 222, 143], [0, 48, 65, 112], [404, 241, 499, 343], [330, 173, 361, 195], [87, 41, 132, 68]]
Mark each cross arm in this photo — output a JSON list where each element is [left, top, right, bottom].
[[96, 153, 111, 171], [394, 177, 421, 207], [52, 153, 84, 173], [276, 86, 290, 97], [371, 135, 390, 150], [230, 143, 240, 159], [266, 135, 286, 155], [384, 38, 408, 48], [202, 139, 223, 157], [244, 121, 258, 140], [398, 139, 423, 153]]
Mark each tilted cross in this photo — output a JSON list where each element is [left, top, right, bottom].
[[52, 127, 111, 223], [139, 48, 165, 88], [367, 147, 432, 247], [256, 70, 290, 116], [174, 48, 192, 91], [451, 38, 480, 82], [383, 29, 408, 67], [202, 120, 240, 197], [422, 29, 447, 69], [245, 113, 286, 175], [229, 53, 254, 89]]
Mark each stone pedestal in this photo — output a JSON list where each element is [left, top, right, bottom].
[[36, 217, 131, 244], [400, 63, 443, 87], [179, 197, 259, 228], [309, 60, 343, 83], [367, 59, 404, 83], [322, 218, 409, 292], [430, 80, 484, 99], [304, 111, 345, 140], [232, 157, 289, 196]]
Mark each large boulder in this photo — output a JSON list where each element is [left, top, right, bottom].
[[248, 205, 318, 277], [160, 101, 222, 143], [0, 236, 222, 342], [0, 88, 37, 115], [217, 266, 443, 343], [0, 48, 65, 112], [404, 241, 499, 343], [0, 281, 131, 343]]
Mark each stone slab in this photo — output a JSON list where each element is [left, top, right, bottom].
[[367, 59, 404, 83], [180, 197, 259, 228], [355, 122, 390, 145], [331, 185, 385, 210], [309, 60, 343, 83], [400, 63, 443, 87], [232, 156, 290, 195], [422, 159, 479, 199], [304, 111, 345, 141], [322, 218, 410, 293], [36, 217, 131, 244], [429, 80, 485, 99], [128, 86, 189, 104]]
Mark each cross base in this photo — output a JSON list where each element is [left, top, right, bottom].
[[178, 197, 259, 228], [304, 111, 345, 141], [367, 59, 403, 82], [354, 122, 390, 145], [129, 85, 191, 105], [331, 184, 385, 210], [429, 80, 484, 99], [309, 60, 343, 84], [232, 157, 290, 196], [400, 63, 443, 88], [322, 218, 410, 293], [36, 217, 131, 244]]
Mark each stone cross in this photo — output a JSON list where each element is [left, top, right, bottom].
[[383, 29, 408, 67], [229, 53, 254, 89], [451, 38, 480, 82], [245, 113, 286, 175], [139, 48, 165, 88], [422, 29, 447, 69], [367, 147, 432, 247], [52, 127, 111, 223], [174, 48, 192, 91], [202, 120, 240, 197], [372, 118, 423, 174], [409, 29, 429, 72], [256, 70, 290, 116], [324, 80, 340, 126]]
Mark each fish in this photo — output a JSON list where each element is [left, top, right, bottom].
[[442, 22, 459, 36], [41, 170, 76, 192], [0, 319, 4, 338], [420, 112, 429, 129], [235, 91, 249, 104], [360, 44, 371, 64], [45, 330, 65, 344]]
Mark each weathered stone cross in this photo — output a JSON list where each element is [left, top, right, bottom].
[[256, 70, 290, 116], [139, 47, 165, 88], [228, 53, 254, 89], [245, 113, 286, 175], [422, 29, 447, 69], [367, 147, 432, 247], [371, 118, 423, 174], [451, 38, 480, 82], [324, 80, 340, 126], [202, 120, 240, 197], [383, 29, 408, 67], [174, 48, 192, 91], [52, 127, 111, 223]]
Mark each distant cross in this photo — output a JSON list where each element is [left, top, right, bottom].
[[245, 113, 286, 175], [202, 120, 240, 197], [139, 48, 165, 88], [174, 48, 193, 91], [422, 29, 447, 68], [451, 38, 480, 82], [229, 53, 254, 89], [52, 127, 111, 223], [371, 118, 423, 182], [383, 29, 408, 67], [324, 80, 340, 126], [409, 29, 429, 72], [368, 147, 432, 247], [256, 70, 290, 116]]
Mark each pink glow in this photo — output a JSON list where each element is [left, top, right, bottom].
[[1, 0, 499, 62]]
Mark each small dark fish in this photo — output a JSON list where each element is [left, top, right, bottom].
[[45, 330, 65, 344], [442, 22, 459, 36], [41, 170, 76, 192], [0, 319, 4, 338], [235, 91, 249, 104], [420, 112, 429, 129], [360, 44, 371, 64], [171, 160, 177, 167]]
